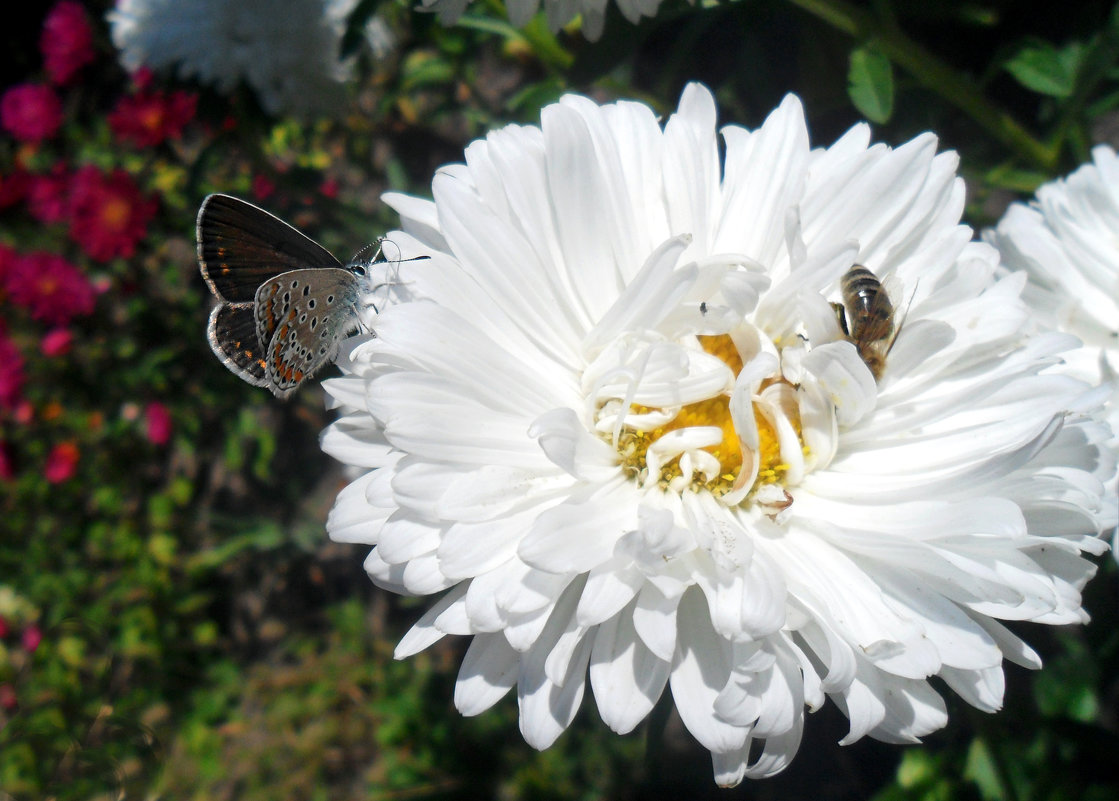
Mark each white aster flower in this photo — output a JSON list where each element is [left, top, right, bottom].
[[107, 0, 358, 117], [322, 85, 1117, 785], [985, 144, 1119, 560], [986, 144, 1119, 441], [418, 0, 669, 41]]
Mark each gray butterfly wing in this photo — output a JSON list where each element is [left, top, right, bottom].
[[256, 268, 364, 397]]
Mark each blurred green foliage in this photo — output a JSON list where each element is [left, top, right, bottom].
[[1, 0, 1117, 799]]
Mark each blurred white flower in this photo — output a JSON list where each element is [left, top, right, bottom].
[[419, 0, 668, 40], [986, 145, 1119, 437], [986, 144, 1119, 559], [107, 0, 360, 116], [323, 85, 1116, 785]]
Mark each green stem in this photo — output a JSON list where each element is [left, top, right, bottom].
[[785, 0, 1058, 170]]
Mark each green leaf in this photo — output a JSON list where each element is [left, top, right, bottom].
[[1005, 41, 1085, 98], [848, 46, 895, 123]]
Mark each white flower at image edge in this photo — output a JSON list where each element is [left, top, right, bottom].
[[986, 144, 1119, 443], [107, 0, 362, 116], [321, 85, 1117, 785], [986, 146, 1119, 563], [418, 0, 670, 40]]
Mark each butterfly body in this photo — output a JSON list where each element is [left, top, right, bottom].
[[197, 194, 371, 398]]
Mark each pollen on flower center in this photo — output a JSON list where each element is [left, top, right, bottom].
[[609, 333, 804, 505]]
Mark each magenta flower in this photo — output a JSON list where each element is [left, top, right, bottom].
[[41, 1, 96, 85], [40, 327, 73, 357], [144, 401, 172, 445], [6, 251, 96, 325], [0, 83, 63, 143], [109, 88, 197, 147], [26, 166, 69, 224], [20, 624, 41, 653], [67, 166, 157, 261], [44, 440, 79, 483]]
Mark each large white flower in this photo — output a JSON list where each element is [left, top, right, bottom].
[[985, 145, 1119, 442], [419, 0, 668, 41], [107, 0, 361, 116], [322, 85, 1117, 785]]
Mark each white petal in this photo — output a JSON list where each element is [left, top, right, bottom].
[[455, 631, 518, 716], [589, 604, 670, 734], [669, 589, 750, 753]]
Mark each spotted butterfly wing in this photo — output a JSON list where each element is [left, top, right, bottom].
[[197, 193, 343, 302], [254, 268, 364, 398], [206, 302, 270, 387]]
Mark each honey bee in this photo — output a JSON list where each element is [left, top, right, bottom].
[[834, 265, 899, 381]]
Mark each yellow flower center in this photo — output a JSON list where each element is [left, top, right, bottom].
[[612, 334, 803, 503]]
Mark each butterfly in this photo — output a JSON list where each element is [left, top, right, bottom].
[[197, 193, 380, 398]]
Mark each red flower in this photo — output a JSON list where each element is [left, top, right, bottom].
[[0, 684, 16, 710], [6, 251, 96, 325], [0, 616, 8, 638], [109, 89, 197, 147], [0, 84, 63, 143], [0, 169, 31, 209], [0, 441, 12, 480], [67, 166, 157, 261], [44, 440, 79, 483], [0, 334, 26, 411], [40, 327, 73, 357], [41, 1, 95, 85], [320, 176, 340, 199], [251, 174, 276, 201], [144, 401, 172, 445], [0, 243, 16, 291], [26, 166, 69, 223]]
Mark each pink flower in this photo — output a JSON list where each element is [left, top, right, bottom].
[[40, 327, 73, 357], [109, 89, 197, 147], [67, 166, 157, 262], [44, 440, 79, 483], [6, 251, 96, 325], [21, 624, 42, 653], [41, 1, 95, 85], [320, 176, 339, 199], [144, 401, 172, 445], [0, 616, 8, 638], [0, 335, 26, 411], [0, 84, 63, 143], [26, 166, 69, 224]]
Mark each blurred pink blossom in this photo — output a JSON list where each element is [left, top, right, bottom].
[[41, 1, 95, 85], [110, 89, 197, 147], [21, 625, 42, 653], [0, 84, 63, 143], [6, 251, 96, 325], [67, 166, 157, 261], [144, 401, 172, 445], [44, 441, 79, 483], [40, 328, 73, 357], [27, 166, 69, 224]]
